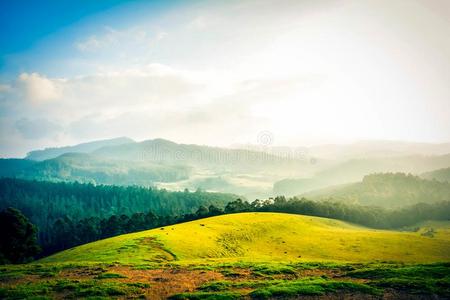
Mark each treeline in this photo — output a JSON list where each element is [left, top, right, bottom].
[[0, 178, 236, 247], [227, 197, 450, 229]]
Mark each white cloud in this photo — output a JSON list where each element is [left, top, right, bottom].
[[187, 16, 207, 30], [17, 73, 62, 103], [75, 26, 160, 53], [76, 36, 103, 52]]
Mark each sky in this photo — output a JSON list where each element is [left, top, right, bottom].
[[0, 0, 449, 157]]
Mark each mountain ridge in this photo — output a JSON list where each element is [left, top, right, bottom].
[[26, 137, 135, 161]]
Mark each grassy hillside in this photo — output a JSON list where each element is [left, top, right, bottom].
[[41, 212, 450, 264], [301, 173, 450, 208]]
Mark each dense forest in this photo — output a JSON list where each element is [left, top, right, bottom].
[[0, 178, 236, 249]]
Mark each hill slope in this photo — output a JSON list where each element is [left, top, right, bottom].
[[301, 173, 450, 208], [41, 212, 450, 264]]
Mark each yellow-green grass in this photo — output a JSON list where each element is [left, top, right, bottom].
[[40, 213, 450, 265]]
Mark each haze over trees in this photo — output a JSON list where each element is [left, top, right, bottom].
[[299, 173, 450, 208], [3, 138, 450, 201], [421, 167, 450, 182]]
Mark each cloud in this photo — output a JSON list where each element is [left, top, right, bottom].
[[187, 16, 208, 30], [0, 59, 291, 156], [15, 118, 62, 140], [17, 73, 62, 103], [75, 26, 158, 53], [76, 36, 104, 52]]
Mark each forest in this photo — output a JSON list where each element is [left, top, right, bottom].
[[0, 178, 236, 252]]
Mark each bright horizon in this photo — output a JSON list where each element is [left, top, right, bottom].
[[1, 0, 450, 157]]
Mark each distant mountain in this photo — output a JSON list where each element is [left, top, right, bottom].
[[2, 138, 313, 193], [421, 167, 450, 182], [12, 138, 450, 199], [0, 152, 190, 186], [300, 173, 450, 208], [274, 154, 450, 196], [26, 137, 135, 161], [92, 138, 312, 174]]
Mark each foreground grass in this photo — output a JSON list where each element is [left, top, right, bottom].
[[0, 279, 147, 299], [0, 261, 449, 299]]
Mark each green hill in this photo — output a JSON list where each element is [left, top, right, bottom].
[[301, 173, 450, 208], [41, 212, 450, 264]]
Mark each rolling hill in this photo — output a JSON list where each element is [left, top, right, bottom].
[[41, 212, 450, 264], [300, 173, 450, 208]]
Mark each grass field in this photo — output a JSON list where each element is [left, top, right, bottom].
[[2, 213, 450, 299], [41, 212, 450, 264]]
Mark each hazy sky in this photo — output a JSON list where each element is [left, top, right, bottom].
[[1, 0, 449, 157]]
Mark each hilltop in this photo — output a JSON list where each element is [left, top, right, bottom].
[[42, 212, 450, 264], [25, 137, 135, 161]]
